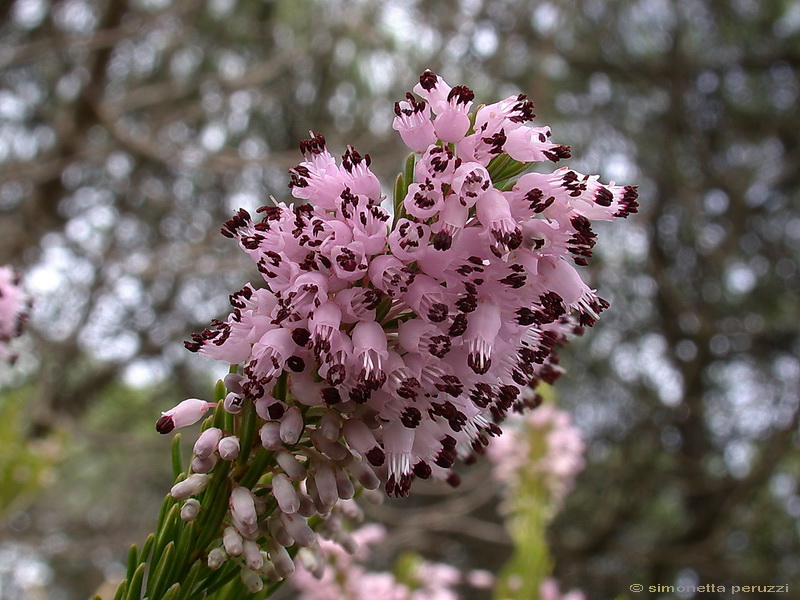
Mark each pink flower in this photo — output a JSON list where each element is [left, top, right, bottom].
[[0, 266, 29, 362], [393, 93, 437, 152], [156, 398, 214, 434]]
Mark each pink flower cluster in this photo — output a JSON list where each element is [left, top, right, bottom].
[[183, 69, 636, 497], [0, 266, 29, 362], [487, 402, 586, 507], [291, 524, 463, 600], [159, 70, 636, 589]]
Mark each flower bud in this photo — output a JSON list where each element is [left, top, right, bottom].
[[280, 406, 304, 445], [218, 435, 241, 460], [230, 486, 257, 530], [311, 430, 350, 461], [272, 473, 300, 514], [223, 373, 245, 394], [207, 547, 226, 570], [259, 553, 279, 580], [334, 467, 355, 500], [223, 392, 244, 414], [170, 474, 210, 500], [240, 567, 264, 593], [298, 547, 326, 580], [268, 539, 295, 578], [191, 454, 218, 474], [313, 462, 338, 508], [297, 492, 317, 518], [345, 456, 381, 490], [193, 427, 222, 458], [223, 526, 243, 556], [267, 514, 294, 547], [242, 539, 264, 571], [180, 498, 201, 521], [259, 422, 282, 450], [320, 410, 341, 442], [279, 512, 315, 547], [275, 450, 306, 481]]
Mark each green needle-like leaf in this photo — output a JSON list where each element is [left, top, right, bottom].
[[393, 172, 406, 226], [161, 583, 182, 600], [404, 152, 416, 188], [151, 504, 180, 577], [123, 563, 146, 600], [111, 579, 128, 600], [147, 540, 176, 599], [171, 434, 183, 480], [236, 398, 256, 466], [125, 544, 138, 582], [139, 534, 155, 565]]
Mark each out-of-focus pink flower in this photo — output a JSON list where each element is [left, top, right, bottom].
[[0, 266, 29, 362], [487, 403, 586, 507], [540, 577, 587, 600], [291, 525, 464, 600]]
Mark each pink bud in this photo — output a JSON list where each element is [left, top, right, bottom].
[[207, 547, 226, 570], [223, 392, 244, 414], [180, 498, 201, 521], [170, 474, 210, 499], [280, 406, 304, 445], [313, 462, 338, 508], [218, 436, 240, 460], [297, 493, 317, 518], [275, 451, 306, 481], [320, 410, 341, 442], [334, 467, 355, 500], [193, 427, 222, 458], [268, 540, 295, 578], [259, 422, 282, 450], [310, 430, 350, 461], [223, 526, 243, 556], [345, 456, 381, 490], [191, 454, 218, 474], [268, 515, 295, 547], [240, 567, 264, 593], [332, 530, 358, 555], [279, 512, 315, 547], [223, 373, 245, 394], [242, 540, 264, 571], [272, 473, 300, 514], [343, 420, 383, 466], [230, 487, 257, 530]]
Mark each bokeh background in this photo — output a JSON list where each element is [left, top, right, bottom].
[[1, 0, 799, 598]]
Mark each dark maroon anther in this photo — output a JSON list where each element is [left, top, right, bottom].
[[155, 415, 175, 434], [413, 461, 432, 479], [419, 69, 438, 90], [321, 387, 341, 405], [366, 447, 385, 467]]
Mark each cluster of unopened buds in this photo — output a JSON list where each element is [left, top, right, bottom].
[[153, 69, 637, 593], [0, 266, 29, 363]]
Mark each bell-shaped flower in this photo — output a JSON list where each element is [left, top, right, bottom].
[[392, 92, 437, 152], [403, 177, 445, 220], [156, 398, 214, 434], [433, 85, 474, 143]]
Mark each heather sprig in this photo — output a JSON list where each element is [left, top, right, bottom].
[[106, 69, 636, 598]]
